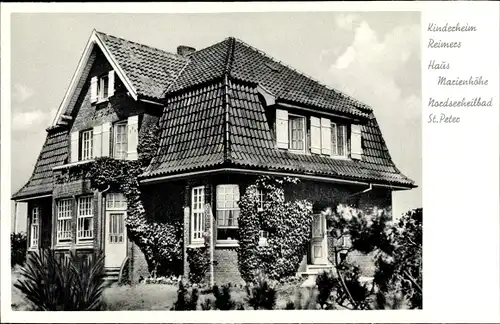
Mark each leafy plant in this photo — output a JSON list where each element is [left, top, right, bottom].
[[213, 284, 235, 310], [284, 287, 318, 310], [11, 232, 27, 268], [315, 271, 336, 309], [186, 246, 210, 284], [14, 249, 106, 310], [245, 273, 277, 310], [172, 280, 199, 310]]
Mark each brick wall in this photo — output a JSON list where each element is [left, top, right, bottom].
[[213, 247, 244, 286], [128, 239, 149, 282]]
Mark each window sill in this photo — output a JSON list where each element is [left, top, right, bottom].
[[28, 246, 39, 252], [215, 240, 239, 248], [187, 243, 205, 249], [95, 97, 110, 105], [76, 241, 94, 248], [54, 244, 71, 250]]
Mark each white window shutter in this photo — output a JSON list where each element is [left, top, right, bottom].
[[127, 115, 139, 160], [70, 131, 79, 162], [351, 124, 363, 160], [108, 70, 115, 97], [101, 122, 111, 157], [310, 117, 321, 154], [92, 125, 102, 158], [320, 118, 331, 155], [276, 109, 289, 149], [90, 76, 98, 103]]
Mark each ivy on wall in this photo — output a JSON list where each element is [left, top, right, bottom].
[[186, 245, 210, 284], [237, 176, 313, 282]]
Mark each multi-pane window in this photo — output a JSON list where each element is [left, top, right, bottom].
[[216, 185, 240, 241], [108, 213, 124, 243], [289, 115, 305, 151], [191, 186, 205, 244], [30, 207, 40, 248], [98, 74, 109, 101], [77, 196, 93, 243], [331, 123, 348, 157], [56, 199, 73, 244], [80, 129, 93, 161], [257, 189, 265, 212], [106, 193, 127, 210], [113, 122, 128, 159]]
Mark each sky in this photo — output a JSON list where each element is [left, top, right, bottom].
[[10, 12, 421, 231]]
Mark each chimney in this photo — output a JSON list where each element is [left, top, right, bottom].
[[177, 45, 196, 57]]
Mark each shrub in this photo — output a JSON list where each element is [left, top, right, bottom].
[[172, 280, 199, 310], [245, 273, 277, 310], [284, 287, 317, 310], [213, 284, 235, 310], [14, 249, 106, 310], [11, 232, 27, 268], [186, 246, 210, 284], [316, 271, 336, 309]]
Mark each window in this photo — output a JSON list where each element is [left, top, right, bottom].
[[113, 122, 128, 159], [191, 186, 205, 244], [56, 199, 72, 244], [288, 115, 306, 152], [216, 185, 240, 242], [331, 123, 348, 157], [80, 129, 93, 161], [106, 193, 127, 210], [77, 196, 93, 243], [98, 74, 109, 101], [259, 230, 269, 246], [109, 213, 124, 243], [257, 189, 265, 212], [30, 207, 40, 248]]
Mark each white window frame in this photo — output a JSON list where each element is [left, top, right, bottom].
[[106, 193, 127, 210], [191, 186, 205, 245], [331, 122, 348, 157], [216, 184, 240, 244], [30, 207, 40, 248], [98, 74, 109, 101], [77, 196, 94, 243], [113, 122, 128, 160], [288, 114, 306, 153], [80, 129, 93, 161], [56, 199, 73, 244]]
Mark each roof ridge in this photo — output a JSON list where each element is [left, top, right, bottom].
[[232, 37, 372, 112], [95, 30, 188, 62]]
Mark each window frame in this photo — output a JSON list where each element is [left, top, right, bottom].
[[113, 121, 128, 160], [331, 122, 348, 158], [191, 186, 205, 245], [30, 206, 40, 248], [80, 129, 93, 161], [97, 74, 110, 102], [106, 193, 127, 211], [76, 196, 94, 244], [216, 184, 240, 244], [288, 113, 306, 153], [56, 198, 73, 244]]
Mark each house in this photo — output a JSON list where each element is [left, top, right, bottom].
[[12, 30, 416, 285]]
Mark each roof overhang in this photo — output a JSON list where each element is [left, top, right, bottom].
[[51, 29, 138, 127]]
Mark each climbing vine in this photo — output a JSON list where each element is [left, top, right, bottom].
[[237, 176, 313, 282], [57, 124, 183, 276]]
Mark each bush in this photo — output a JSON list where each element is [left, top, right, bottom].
[[11, 232, 27, 268], [186, 246, 210, 284], [14, 249, 106, 310], [172, 280, 199, 310], [245, 273, 277, 310], [213, 284, 235, 310], [316, 271, 336, 309], [284, 287, 318, 310]]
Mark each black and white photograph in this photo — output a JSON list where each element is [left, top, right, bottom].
[[8, 11, 423, 312]]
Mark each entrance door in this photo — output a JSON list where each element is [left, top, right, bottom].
[[104, 211, 127, 268], [310, 213, 328, 265]]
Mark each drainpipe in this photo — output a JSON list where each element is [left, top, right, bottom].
[[347, 183, 373, 199], [14, 201, 18, 233], [209, 205, 214, 288]]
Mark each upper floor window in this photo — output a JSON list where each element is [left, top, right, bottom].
[[30, 207, 40, 248], [56, 199, 73, 244], [80, 129, 93, 161], [191, 186, 205, 244], [216, 185, 240, 243], [91, 71, 115, 104], [77, 196, 93, 243], [98, 74, 109, 101], [331, 123, 348, 157], [113, 122, 128, 159], [288, 114, 306, 152]]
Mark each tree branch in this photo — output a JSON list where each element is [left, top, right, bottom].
[[332, 248, 360, 310], [403, 270, 422, 293]]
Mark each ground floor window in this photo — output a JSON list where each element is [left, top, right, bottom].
[[30, 207, 40, 248], [191, 186, 205, 244], [56, 198, 73, 244], [216, 184, 240, 242], [77, 196, 94, 243]]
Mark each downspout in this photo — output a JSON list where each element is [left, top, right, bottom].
[[14, 201, 18, 233], [347, 183, 373, 199], [210, 206, 214, 288]]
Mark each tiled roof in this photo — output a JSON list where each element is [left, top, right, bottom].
[[12, 128, 68, 200], [168, 37, 369, 119], [96, 31, 188, 99]]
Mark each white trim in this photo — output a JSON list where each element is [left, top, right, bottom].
[[277, 102, 363, 123], [139, 98, 163, 106], [52, 159, 94, 171], [191, 186, 205, 244], [51, 30, 137, 127], [288, 113, 306, 153], [141, 168, 415, 190], [256, 84, 276, 106], [14, 194, 52, 202]]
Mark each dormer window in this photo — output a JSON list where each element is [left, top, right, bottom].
[[331, 123, 348, 157], [288, 114, 306, 152]]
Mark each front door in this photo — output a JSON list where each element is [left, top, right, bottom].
[[104, 211, 127, 268], [310, 213, 328, 265]]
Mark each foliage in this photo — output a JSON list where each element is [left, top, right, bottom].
[[172, 280, 199, 310], [11, 232, 27, 268], [238, 176, 313, 282], [213, 284, 236, 310], [315, 271, 336, 309], [14, 249, 106, 310], [186, 246, 210, 284], [245, 272, 278, 310], [374, 208, 422, 309]]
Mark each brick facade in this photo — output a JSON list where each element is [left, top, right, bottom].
[[213, 247, 244, 285]]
